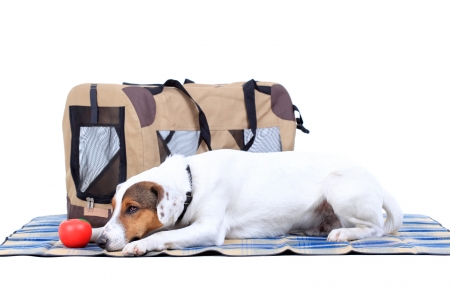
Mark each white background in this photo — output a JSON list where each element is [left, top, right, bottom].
[[0, 0, 449, 299]]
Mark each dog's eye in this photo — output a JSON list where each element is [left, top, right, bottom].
[[127, 206, 139, 214]]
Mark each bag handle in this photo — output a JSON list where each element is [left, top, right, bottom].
[[180, 79, 309, 150], [123, 80, 212, 151], [163, 79, 212, 151], [183, 78, 261, 151]]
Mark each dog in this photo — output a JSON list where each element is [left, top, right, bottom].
[[92, 149, 402, 256]]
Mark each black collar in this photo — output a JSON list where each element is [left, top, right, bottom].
[[177, 165, 193, 222]]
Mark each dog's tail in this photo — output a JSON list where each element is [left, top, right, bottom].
[[382, 190, 403, 234]]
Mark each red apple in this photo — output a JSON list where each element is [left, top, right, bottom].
[[58, 219, 92, 248]]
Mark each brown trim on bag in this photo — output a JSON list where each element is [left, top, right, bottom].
[[228, 130, 245, 150], [271, 84, 295, 121], [67, 196, 112, 228], [122, 87, 156, 127]]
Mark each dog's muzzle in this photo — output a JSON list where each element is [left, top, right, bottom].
[[95, 222, 128, 251], [96, 234, 108, 249]]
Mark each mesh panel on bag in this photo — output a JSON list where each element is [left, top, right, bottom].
[[158, 130, 200, 157], [79, 126, 120, 192], [244, 126, 281, 153]]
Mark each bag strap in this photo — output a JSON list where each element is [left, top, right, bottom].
[[123, 80, 212, 151], [241, 79, 261, 151], [90, 84, 98, 124], [293, 105, 310, 134]]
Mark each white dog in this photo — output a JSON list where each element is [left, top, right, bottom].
[[93, 149, 402, 256]]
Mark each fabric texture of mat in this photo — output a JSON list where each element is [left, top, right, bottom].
[[1, 214, 450, 256]]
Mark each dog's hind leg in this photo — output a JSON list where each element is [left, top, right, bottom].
[[291, 199, 343, 237], [321, 167, 385, 242], [326, 218, 384, 241]]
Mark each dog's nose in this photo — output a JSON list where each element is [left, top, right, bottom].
[[96, 235, 108, 249]]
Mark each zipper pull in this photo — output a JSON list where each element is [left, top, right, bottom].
[[86, 197, 94, 212]]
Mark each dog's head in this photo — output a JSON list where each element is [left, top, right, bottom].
[[96, 181, 185, 251]]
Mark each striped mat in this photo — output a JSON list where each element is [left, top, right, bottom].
[[1, 214, 449, 256]]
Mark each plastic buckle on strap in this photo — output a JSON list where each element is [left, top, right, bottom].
[[297, 123, 310, 134], [293, 106, 310, 134]]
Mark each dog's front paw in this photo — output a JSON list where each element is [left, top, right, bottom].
[[327, 228, 350, 242], [122, 241, 148, 256]]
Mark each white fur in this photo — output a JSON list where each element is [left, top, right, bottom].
[[96, 149, 403, 256]]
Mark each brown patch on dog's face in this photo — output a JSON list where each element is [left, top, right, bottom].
[[119, 182, 165, 242]]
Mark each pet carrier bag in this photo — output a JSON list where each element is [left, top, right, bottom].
[[62, 79, 309, 227]]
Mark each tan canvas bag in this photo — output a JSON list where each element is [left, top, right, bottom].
[[62, 79, 309, 227]]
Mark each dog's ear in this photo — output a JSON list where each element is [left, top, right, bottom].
[[150, 184, 164, 204], [156, 187, 185, 224]]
